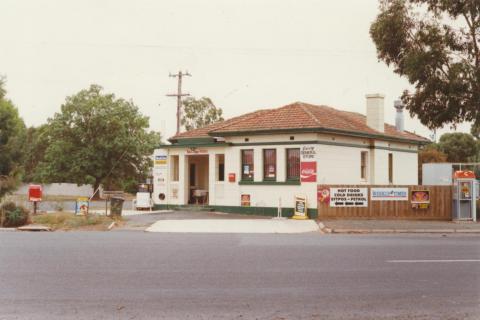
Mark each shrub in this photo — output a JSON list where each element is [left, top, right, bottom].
[[0, 201, 30, 227]]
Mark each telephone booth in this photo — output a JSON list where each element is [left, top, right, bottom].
[[452, 171, 477, 221]]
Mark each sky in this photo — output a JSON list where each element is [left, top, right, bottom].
[[0, 0, 470, 141]]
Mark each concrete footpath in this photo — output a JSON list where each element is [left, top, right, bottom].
[[146, 219, 319, 233], [322, 219, 480, 234]]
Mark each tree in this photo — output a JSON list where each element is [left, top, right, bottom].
[[471, 122, 480, 139], [181, 97, 224, 131], [22, 125, 49, 182], [370, 1, 480, 130], [0, 78, 26, 199], [418, 143, 447, 183], [438, 132, 477, 162], [35, 85, 161, 194]]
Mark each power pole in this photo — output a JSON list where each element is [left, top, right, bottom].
[[166, 71, 191, 134]]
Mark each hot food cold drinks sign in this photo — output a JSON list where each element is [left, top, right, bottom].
[[329, 188, 368, 207], [300, 146, 317, 182]]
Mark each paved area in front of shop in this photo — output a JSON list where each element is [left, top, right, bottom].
[[117, 210, 273, 231], [145, 218, 319, 233], [322, 219, 480, 234]]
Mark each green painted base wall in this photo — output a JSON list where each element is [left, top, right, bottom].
[[154, 204, 318, 219]]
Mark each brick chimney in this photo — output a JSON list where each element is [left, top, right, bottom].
[[366, 94, 385, 133]]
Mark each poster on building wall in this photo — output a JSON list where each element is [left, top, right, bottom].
[[411, 190, 430, 209], [301, 162, 317, 182], [371, 188, 408, 201], [154, 150, 168, 203], [411, 190, 430, 204], [241, 194, 251, 207], [300, 146, 317, 182], [317, 187, 331, 205], [329, 188, 368, 207], [154, 155, 167, 166]]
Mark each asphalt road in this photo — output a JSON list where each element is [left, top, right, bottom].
[[0, 232, 479, 320]]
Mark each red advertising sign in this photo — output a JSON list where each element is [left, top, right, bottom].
[[317, 186, 330, 205], [28, 184, 42, 202], [300, 162, 317, 182]]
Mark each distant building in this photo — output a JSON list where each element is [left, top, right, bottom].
[[153, 94, 429, 217]]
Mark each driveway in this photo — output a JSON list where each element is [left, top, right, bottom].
[[117, 210, 270, 231]]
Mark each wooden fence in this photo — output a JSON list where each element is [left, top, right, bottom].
[[318, 185, 452, 220]]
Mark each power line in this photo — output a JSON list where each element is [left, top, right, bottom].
[[166, 70, 191, 134]]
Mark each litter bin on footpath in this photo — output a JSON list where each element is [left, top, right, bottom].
[[110, 197, 124, 217]]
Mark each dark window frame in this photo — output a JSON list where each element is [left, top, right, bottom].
[[241, 149, 254, 181], [286, 148, 300, 181], [263, 149, 277, 181], [360, 151, 368, 181], [217, 154, 225, 182]]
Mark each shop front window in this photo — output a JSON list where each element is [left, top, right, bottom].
[[241, 150, 254, 180], [286, 148, 300, 180], [263, 149, 276, 181]]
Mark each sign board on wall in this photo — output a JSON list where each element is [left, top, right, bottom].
[[241, 194, 251, 207], [301, 162, 317, 182], [411, 190, 430, 209], [371, 188, 408, 201], [154, 155, 167, 166], [186, 147, 208, 155], [318, 187, 331, 205], [154, 150, 168, 202], [330, 188, 368, 207], [300, 146, 317, 182], [300, 146, 316, 160]]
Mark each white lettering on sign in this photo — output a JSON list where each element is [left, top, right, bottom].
[[330, 188, 368, 207]]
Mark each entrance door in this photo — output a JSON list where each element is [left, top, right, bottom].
[[189, 163, 196, 204]]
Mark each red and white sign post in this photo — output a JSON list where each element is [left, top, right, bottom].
[[28, 184, 42, 215]]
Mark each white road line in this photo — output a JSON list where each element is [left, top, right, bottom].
[[387, 259, 480, 263]]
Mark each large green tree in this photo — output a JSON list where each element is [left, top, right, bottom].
[[181, 97, 224, 131], [438, 132, 477, 162], [22, 124, 49, 182], [0, 78, 26, 199], [36, 85, 161, 194], [370, 0, 480, 129]]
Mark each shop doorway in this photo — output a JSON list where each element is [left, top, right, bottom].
[[186, 155, 209, 205]]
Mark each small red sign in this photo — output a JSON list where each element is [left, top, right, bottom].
[[453, 170, 476, 179], [300, 162, 317, 182], [228, 173, 236, 183], [28, 185, 42, 202], [317, 186, 330, 205]]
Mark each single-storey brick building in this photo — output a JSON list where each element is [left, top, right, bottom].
[[153, 94, 429, 217]]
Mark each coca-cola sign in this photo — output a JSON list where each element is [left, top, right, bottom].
[[300, 161, 317, 182]]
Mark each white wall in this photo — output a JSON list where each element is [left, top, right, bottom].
[[153, 133, 420, 209]]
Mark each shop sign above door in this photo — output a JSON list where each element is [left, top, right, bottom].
[[186, 147, 208, 155]]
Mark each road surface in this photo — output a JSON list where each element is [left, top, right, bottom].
[[0, 232, 479, 319]]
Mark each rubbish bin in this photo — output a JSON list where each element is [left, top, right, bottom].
[[110, 197, 124, 217]]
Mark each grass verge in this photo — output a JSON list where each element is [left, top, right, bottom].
[[32, 212, 122, 231]]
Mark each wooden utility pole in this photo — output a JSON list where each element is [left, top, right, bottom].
[[166, 71, 191, 134]]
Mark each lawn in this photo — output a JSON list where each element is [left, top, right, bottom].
[[32, 212, 122, 231]]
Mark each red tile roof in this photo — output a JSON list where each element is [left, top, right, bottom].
[[170, 102, 428, 143]]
